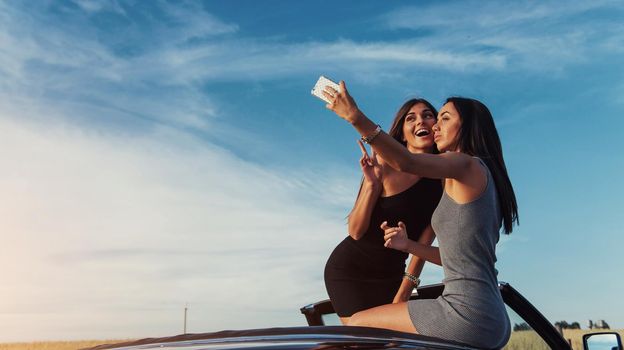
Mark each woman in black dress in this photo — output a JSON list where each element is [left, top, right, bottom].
[[324, 98, 442, 324]]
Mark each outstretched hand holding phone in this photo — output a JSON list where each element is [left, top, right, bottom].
[[322, 81, 361, 125], [311, 76, 362, 124]]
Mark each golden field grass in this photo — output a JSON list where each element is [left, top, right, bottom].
[[562, 329, 624, 350], [503, 329, 624, 350], [503, 329, 551, 350], [0, 339, 131, 350], [1, 330, 622, 350]]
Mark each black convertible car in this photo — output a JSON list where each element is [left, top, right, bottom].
[[88, 282, 621, 350]]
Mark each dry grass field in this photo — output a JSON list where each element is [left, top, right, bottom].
[[1, 330, 622, 350], [0, 340, 130, 350], [503, 329, 624, 350], [504, 329, 551, 350], [562, 329, 624, 350]]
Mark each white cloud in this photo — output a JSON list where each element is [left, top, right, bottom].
[[598, 25, 624, 53], [0, 1, 510, 106], [2, 1, 577, 340], [72, 0, 127, 15], [0, 107, 355, 341], [383, 0, 618, 29], [0, 0, 512, 169], [133, 38, 507, 89], [379, 0, 624, 72], [0, 1, 357, 330], [1, 0, 622, 103], [0, 11, 221, 135], [158, 0, 239, 39]]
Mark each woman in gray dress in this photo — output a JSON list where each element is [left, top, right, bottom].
[[322, 82, 518, 349]]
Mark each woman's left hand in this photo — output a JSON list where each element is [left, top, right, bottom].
[[323, 81, 361, 124], [381, 221, 410, 252], [357, 140, 382, 187]]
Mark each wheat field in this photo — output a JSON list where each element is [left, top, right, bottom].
[[561, 329, 624, 350], [503, 329, 624, 350], [0, 340, 130, 350], [1, 330, 622, 350], [503, 330, 551, 350]]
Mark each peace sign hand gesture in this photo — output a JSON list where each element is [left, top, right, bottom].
[[357, 140, 382, 188]]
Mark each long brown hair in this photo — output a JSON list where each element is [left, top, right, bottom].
[[446, 97, 519, 234], [388, 98, 438, 149], [352, 98, 438, 202]]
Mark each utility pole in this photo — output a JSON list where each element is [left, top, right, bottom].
[[183, 303, 188, 334]]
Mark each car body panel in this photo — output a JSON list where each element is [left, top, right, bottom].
[[87, 282, 573, 350], [87, 326, 480, 350], [300, 282, 571, 349]]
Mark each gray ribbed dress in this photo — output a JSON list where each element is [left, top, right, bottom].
[[408, 159, 510, 349]]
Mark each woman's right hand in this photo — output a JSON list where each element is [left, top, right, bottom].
[[381, 221, 410, 252], [323, 81, 361, 124], [357, 140, 382, 188]]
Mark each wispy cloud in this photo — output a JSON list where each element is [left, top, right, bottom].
[[0, 0, 508, 115], [0, 1, 238, 133], [0, 109, 355, 340], [4, 0, 622, 119], [383, 1, 617, 29], [157, 0, 239, 39], [0, 0, 509, 180], [72, 0, 127, 15], [11, 0, 616, 146], [379, 0, 624, 72], [0, 2, 361, 337], [153, 39, 507, 84], [5, 0, 619, 340]]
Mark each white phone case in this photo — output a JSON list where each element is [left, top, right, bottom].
[[311, 75, 340, 103]]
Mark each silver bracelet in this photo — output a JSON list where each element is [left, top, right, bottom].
[[360, 125, 381, 144], [403, 272, 420, 287]]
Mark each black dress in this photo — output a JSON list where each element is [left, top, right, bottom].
[[324, 178, 442, 317]]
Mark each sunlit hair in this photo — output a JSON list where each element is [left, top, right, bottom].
[[445, 97, 519, 234]]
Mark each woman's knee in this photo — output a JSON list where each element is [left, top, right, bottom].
[[346, 312, 360, 326], [346, 311, 369, 327]]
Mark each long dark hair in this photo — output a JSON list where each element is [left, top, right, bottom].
[[388, 98, 438, 149], [446, 97, 519, 234], [352, 98, 438, 203]]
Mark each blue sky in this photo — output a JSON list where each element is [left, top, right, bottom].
[[0, 0, 623, 342]]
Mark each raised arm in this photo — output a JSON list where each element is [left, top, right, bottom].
[[347, 141, 383, 240], [348, 181, 380, 240], [324, 82, 473, 180]]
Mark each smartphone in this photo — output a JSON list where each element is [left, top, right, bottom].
[[311, 75, 340, 103]]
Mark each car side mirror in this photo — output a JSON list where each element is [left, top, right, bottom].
[[583, 332, 622, 350]]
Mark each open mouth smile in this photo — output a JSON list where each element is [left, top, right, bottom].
[[415, 128, 431, 137]]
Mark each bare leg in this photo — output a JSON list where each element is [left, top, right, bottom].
[[339, 317, 350, 325], [347, 302, 418, 334]]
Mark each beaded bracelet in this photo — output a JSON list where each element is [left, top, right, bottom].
[[403, 272, 421, 287], [360, 125, 382, 144]]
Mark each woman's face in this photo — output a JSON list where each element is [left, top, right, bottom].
[[433, 102, 462, 152], [402, 103, 436, 153]]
